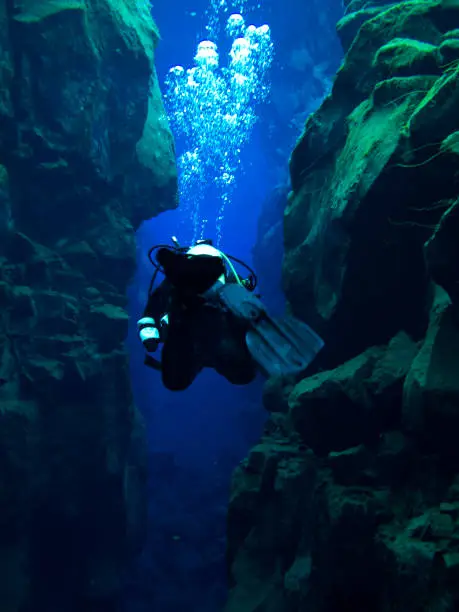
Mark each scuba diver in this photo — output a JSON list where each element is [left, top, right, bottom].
[[137, 237, 324, 391]]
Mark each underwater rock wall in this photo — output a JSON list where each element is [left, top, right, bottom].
[[226, 1, 459, 610], [0, 1, 177, 610]]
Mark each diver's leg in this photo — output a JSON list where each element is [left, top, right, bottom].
[[214, 317, 258, 385], [217, 350, 258, 385], [160, 318, 202, 391]]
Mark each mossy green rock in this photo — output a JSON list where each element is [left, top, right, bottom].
[[373, 37, 439, 76], [439, 36, 459, 63], [286, 0, 459, 368]]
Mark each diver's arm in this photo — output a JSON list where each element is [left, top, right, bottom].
[[143, 279, 171, 321], [138, 279, 171, 352]]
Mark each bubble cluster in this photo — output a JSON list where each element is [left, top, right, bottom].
[[206, 0, 248, 39], [164, 8, 273, 244], [226, 13, 245, 37]]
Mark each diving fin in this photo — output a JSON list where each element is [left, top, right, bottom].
[[246, 313, 324, 378], [215, 283, 324, 378]]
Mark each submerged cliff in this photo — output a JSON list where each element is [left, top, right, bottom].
[[0, 1, 177, 610], [226, 1, 459, 610]]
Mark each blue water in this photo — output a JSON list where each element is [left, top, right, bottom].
[[126, 1, 344, 609]]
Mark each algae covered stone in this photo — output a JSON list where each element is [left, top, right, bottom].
[[373, 37, 439, 76]]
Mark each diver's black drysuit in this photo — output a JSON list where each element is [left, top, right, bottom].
[[140, 243, 324, 391], [142, 252, 258, 391]]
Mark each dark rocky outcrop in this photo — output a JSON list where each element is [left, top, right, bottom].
[[0, 1, 177, 610], [289, 331, 418, 455], [226, 1, 459, 610]]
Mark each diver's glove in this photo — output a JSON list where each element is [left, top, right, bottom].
[[137, 317, 160, 352]]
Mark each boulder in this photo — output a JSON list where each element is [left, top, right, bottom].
[[289, 332, 417, 454]]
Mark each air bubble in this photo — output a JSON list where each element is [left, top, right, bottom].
[[164, 2, 273, 244]]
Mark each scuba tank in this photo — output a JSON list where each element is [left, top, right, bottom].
[[147, 237, 258, 298]]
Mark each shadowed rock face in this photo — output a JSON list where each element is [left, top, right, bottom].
[[0, 1, 177, 610], [226, 1, 459, 611], [285, 0, 459, 370]]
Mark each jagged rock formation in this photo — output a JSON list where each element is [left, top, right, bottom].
[[226, 1, 459, 610], [0, 1, 177, 610]]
